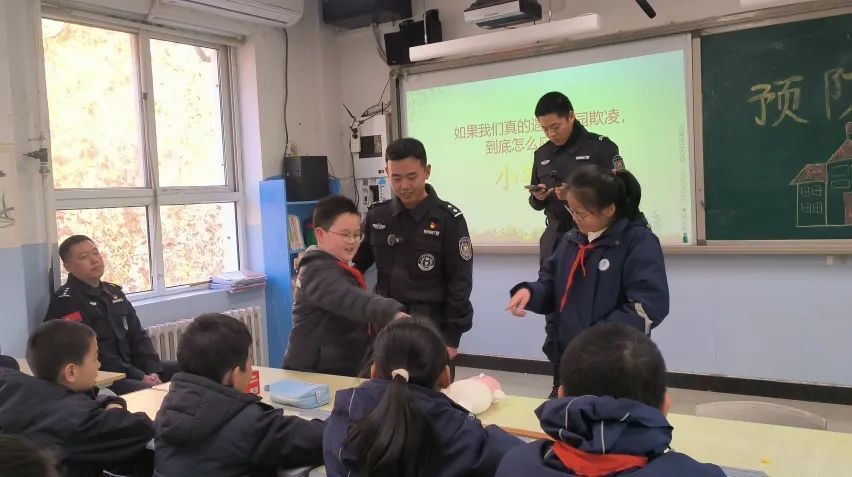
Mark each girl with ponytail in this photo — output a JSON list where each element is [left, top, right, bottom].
[[506, 165, 670, 396], [323, 317, 522, 477]]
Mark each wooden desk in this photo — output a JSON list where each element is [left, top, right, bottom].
[[127, 368, 852, 477], [16, 358, 125, 388]]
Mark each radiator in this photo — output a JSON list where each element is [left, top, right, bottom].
[[145, 306, 268, 367]]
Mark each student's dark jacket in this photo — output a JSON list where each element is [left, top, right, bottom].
[[284, 247, 403, 376], [0, 367, 154, 477], [324, 379, 522, 477], [512, 216, 669, 356], [44, 273, 162, 380], [154, 372, 325, 477], [496, 395, 725, 477]]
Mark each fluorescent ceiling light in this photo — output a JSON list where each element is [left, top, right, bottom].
[[409, 13, 600, 63]]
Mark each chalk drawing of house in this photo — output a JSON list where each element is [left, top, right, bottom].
[[790, 122, 852, 227]]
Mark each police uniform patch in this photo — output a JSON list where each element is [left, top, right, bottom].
[[599, 259, 610, 271], [89, 301, 98, 306], [372, 223, 386, 230], [417, 253, 436, 272], [387, 234, 401, 246], [459, 237, 473, 261], [122, 316, 129, 331]]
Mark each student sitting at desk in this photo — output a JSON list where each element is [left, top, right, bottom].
[[507, 166, 669, 397], [324, 317, 522, 477], [284, 195, 407, 377], [496, 323, 724, 477], [45, 235, 177, 395], [155, 313, 325, 477], [0, 320, 155, 477]]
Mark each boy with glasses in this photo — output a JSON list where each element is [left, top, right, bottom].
[[283, 195, 408, 376]]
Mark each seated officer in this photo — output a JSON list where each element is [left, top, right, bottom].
[[44, 235, 176, 395]]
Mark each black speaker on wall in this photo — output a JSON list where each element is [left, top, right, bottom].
[[282, 156, 329, 202], [384, 9, 442, 65], [322, 0, 413, 29]]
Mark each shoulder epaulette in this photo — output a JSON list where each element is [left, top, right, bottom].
[[440, 201, 464, 218], [368, 199, 391, 210]]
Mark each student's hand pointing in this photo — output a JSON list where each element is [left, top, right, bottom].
[[506, 288, 531, 317]]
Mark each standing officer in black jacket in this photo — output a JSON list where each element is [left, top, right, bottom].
[[44, 235, 176, 395], [354, 138, 473, 369], [529, 92, 625, 396]]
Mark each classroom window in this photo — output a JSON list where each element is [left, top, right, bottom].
[[43, 18, 242, 295]]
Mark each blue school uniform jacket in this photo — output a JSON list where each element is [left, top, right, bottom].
[[324, 379, 522, 477], [495, 395, 725, 477], [512, 216, 669, 355]]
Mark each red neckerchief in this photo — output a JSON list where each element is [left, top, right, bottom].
[[551, 441, 648, 477], [336, 262, 373, 335], [559, 243, 595, 312], [336, 262, 367, 290]]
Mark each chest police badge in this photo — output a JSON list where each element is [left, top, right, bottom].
[[459, 237, 473, 261], [598, 258, 610, 271], [417, 253, 436, 272]]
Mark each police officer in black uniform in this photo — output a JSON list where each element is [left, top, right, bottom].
[[529, 92, 624, 396], [353, 138, 473, 371], [44, 235, 177, 395]]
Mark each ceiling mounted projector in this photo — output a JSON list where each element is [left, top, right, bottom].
[[464, 0, 543, 29]]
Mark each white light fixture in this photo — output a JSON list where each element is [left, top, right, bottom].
[[409, 13, 600, 63]]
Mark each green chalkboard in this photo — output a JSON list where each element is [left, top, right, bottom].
[[702, 13, 852, 241]]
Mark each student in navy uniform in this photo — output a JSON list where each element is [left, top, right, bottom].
[[353, 138, 473, 368], [44, 235, 177, 395], [284, 195, 407, 376], [529, 92, 625, 394], [0, 320, 155, 477], [155, 313, 325, 477], [495, 323, 725, 477], [508, 165, 669, 396], [324, 317, 522, 477]]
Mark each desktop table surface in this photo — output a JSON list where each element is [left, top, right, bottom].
[[124, 366, 852, 477]]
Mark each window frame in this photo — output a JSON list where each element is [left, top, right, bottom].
[[44, 13, 247, 299]]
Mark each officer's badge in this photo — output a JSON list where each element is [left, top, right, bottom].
[[372, 223, 386, 230], [122, 316, 129, 331], [598, 259, 610, 271], [459, 237, 473, 261], [540, 160, 550, 165], [417, 253, 436, 272], [89, 301, 98, 306], [424, 220, 440, 236]]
